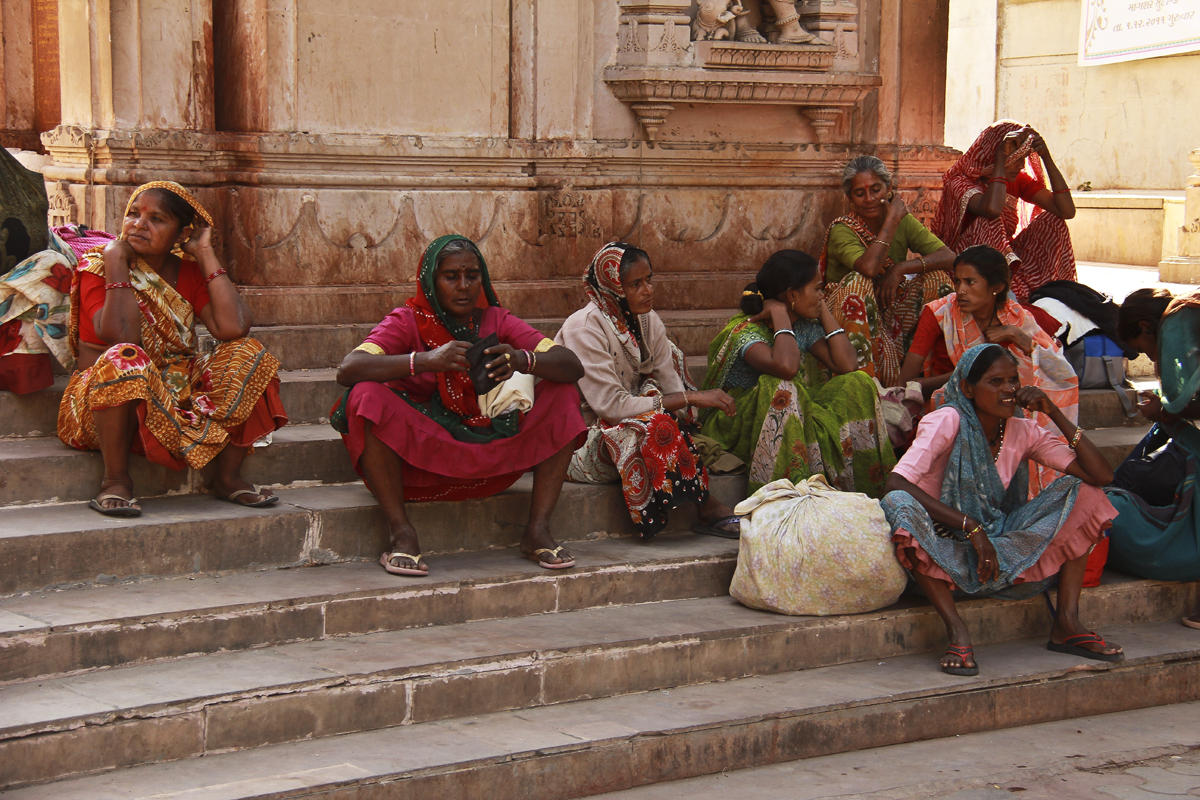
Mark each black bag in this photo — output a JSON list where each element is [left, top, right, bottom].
[[0, 148, 50, 273], [1112, 424, 1189, 506], [465, 333, 501, 395]]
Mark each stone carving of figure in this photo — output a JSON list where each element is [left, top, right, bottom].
[[733, 0, 816, 44], [692, 0, 745, 41]]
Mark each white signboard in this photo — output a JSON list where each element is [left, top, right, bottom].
[[1080, 0, 1200, 66]]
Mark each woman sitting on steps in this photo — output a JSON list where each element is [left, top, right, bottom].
[[57, 181, 288, 517]]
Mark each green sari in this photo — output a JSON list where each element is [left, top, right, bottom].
[[699, 314, 895, 495]]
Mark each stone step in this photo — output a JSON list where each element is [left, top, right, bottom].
[[245, 308, 735, 371], [0, 409, 1148, 509], [0, 475, 747, 596], [3, 618, 1196, 796], [0, 533, 737, 682], [0, 369, 341, 439], [593, 700, 1200, 799], [0, 423, 360, 507], [239, 272, 757, 326], [0, 361, 1149, 444]]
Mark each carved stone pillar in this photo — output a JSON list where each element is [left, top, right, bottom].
[[798, 0, 860, 70], [46, 0, 215, 229], [1159, 147, 1200, 283]]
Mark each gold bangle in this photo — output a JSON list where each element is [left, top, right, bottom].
[[918, 254, 928, 273]]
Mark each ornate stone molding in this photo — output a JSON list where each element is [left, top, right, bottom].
[[606, 2, 870, 141], [604, 64, 878, 139]]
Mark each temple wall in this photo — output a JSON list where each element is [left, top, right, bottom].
[[948, 0, 1200, 191], [35, 0, 956, 325]]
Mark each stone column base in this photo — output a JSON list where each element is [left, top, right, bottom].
[[1159, 257, 1200, 284]]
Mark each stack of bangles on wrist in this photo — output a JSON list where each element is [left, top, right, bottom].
[[105, 281, 133, 291], [409, 351, 417, 376], [918, 254, 928, 272], [523, 349, 536, 372], [203, 268, 227, 284], [682, 389, 690, 407], [824, 327, 845, 341], [1068, 428, 1082, 449]]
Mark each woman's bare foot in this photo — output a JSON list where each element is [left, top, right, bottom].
[[211, 475, 278, 507], [380, 522, 428, 576], [88, 477, 141, 517], [520, 522, 574, 569], [1048, 617, 1123, 661]]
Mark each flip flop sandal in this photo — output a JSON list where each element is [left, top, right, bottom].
[[88, 492, 142, 518], [525, 546, 576, 570], [1046, 631, 1124, 662], [216, 487, 280, 508], [379, 551, 429, 577], [1182, 615, 1200, 631], [693, 515, 741, 539], [941, 644, 979, 676]]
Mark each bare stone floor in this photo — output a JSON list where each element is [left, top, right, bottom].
[[595, 701, 1200, 799]]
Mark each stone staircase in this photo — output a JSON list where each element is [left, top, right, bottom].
[[0, 312, 1195, 798]]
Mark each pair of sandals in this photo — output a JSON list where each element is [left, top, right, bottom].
[[380, 544, 577, 578], [88, 486, 278, 518], [941, 631, 1124, 677]]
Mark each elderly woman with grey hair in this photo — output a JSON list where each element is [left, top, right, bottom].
[[819, 155, 955, 386]]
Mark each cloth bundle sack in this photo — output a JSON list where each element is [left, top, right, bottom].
[[730, 475, 906, 616], [478, 371, 534, 417]]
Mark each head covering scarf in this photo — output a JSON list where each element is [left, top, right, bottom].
[[68, 181, 214, 361], [932, 120, 1046, 257], [1159, 291, 1200, 416], [404, 234, 504, 434], [584, 242, 648, 365], [940, 344, 1029, 523], [883, 343, 1083, 597], [122, 181, 214, 257]]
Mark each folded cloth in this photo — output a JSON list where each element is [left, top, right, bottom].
[[1032, 297, 1095, 345], [478, 372, 535, 417]]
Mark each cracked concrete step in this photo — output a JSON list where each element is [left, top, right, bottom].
[[0, 423, 359, 506], [0, 475, 746, 596], [0, 533, 738, 682], [239, 272, 755, 326], [0, 411, 1149, 509], [249, 309, 735, 371], [0, 369, 342, 439], [592, 700, 1200, 799], [3, 620, 1196, 797]]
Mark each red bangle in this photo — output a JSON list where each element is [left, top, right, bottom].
[[105, 281, 133, 291], [203, 268, 228, 285], [988, 176, 1008, 185], [1052, 188, 1071, 194]]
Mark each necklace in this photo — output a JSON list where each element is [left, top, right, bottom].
[[988, 420, 1006, 462]]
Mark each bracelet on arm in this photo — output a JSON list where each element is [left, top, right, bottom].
[[967, 523, 984, 539], [823, 327, 845, 341], [105, 281, 133, 291], [409, 351, 416, 376], [203, 268, 228, 285], [1052, 187, 1071, 195], [774, 328, 797, 340], [988, 176, 1008, 185], [918, 254, 928, 273], [1068, 428, 1083, 449], [961, 513, 968, 531], [872, 238, 891, 248], [682, 389, 690, 408]]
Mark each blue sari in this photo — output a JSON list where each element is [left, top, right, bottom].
[[881, 344, 1084, 596]]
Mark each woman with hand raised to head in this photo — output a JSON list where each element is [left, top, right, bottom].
[[700, 249, 896, 496], [58, 181, 287, 517], [884, 343, 1121, 676]]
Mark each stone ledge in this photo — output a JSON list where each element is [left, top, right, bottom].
[[3, 619, 1196, 796]]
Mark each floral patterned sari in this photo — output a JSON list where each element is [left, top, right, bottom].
[[699, 314, 895, 496]]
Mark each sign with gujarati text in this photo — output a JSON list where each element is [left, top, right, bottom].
[[1079, 0, 1200, 66]]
